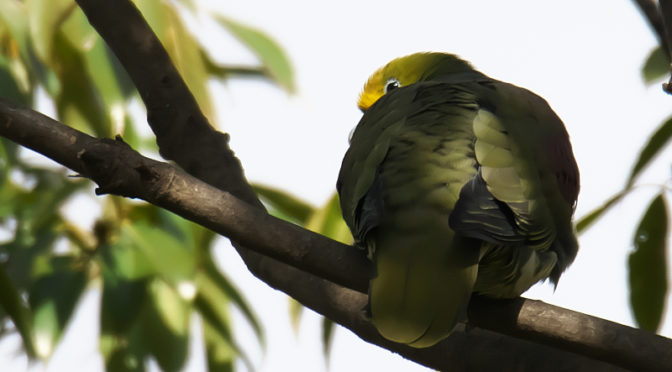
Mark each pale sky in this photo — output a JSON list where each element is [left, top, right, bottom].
[[2, 1, 672, 371]]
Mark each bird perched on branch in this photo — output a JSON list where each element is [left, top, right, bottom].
[[337, 52, 579, 348]]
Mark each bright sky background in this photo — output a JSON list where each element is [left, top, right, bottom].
[[2, 0, 672, 371]]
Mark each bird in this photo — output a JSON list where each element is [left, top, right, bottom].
[[336, 52, 579, 348]]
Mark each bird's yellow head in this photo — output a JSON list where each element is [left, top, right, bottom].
[[357, 52, 476, 111]]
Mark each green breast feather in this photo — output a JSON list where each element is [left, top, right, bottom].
[[336, 52, 579, 348]]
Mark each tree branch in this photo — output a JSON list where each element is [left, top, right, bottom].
[[633, 0, 670, 57], [2, 100, 667, 371], [632, 0, 672, 93], [658, 0, 672, 93]]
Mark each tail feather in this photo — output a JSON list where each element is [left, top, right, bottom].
[[369, 228, 479, 347]]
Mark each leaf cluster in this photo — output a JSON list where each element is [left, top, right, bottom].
[[0, 0, 293, 370]]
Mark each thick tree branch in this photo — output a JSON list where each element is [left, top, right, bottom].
[[2, 100, 668, 371]]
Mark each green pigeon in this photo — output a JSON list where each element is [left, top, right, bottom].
[[337, 52, 579, 348]]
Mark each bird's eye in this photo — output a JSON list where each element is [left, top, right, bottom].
[[384, 78, 401, 93]]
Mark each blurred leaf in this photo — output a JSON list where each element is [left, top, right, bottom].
[[0, 0, 31, 64], [0, 53, 30, 104], [119, 113, 144, 151], [99, 257, 148, 335], [135, 0, 213, 119], [28, 257, 86, 358], [121, 220, 196, 282], [288, 297, 303, 334], [642, 46, 671, 84], [202, 318, 235, 372], [150, 279, 190, 336], [576, 190, 628, 234], [104, 235, 155, 280], [103, 341, 147, 372], [99, 266, 149, 372], [143, 279, 190, 372], [215, 16, 295, 92], [27, 0, 75, 63], [53, 32, 111, 136], [61, 6, 136, 138], [202, 52, 267, 80], [626, 117, 672, 187], [0, 264, 35, 357], [196, 271, 255, 372], [321, 317, 334, 360], [175, 0, 197, 12], [59, 5, 97, 54], [305, 193, 353, 244], [629, 194, 668, 332], [253, 184, 314, 224], [201, 257, 264, 347], [27, 170, 87, 231]]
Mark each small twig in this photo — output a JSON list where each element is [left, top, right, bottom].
[[659, 0, 672, 93]]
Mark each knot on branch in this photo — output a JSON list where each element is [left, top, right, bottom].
[[78, 135, 160, 199]]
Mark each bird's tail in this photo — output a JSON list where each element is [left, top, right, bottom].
[[369, 225, 479, 348]]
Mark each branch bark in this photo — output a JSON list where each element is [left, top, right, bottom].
[[1, 0, 669, 370]]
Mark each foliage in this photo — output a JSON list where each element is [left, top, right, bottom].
[[576, 46, 672, 332], [0, 0, 293, 370]]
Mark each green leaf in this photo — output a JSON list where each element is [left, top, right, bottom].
[[102, 237, 155, 281], [26, 0, 75, 63], [201, 257, 264, 347], [202, 318, 235, 372], [0, 264, 35, 357], [642, 46, 671, 84], [52, 32, 111, 136], [0, 0, 50, 95], [195, 271, 255, 372], [321, 317, 334, 361], [626, 117, 672, 187], [288, 297, 303, 334], [253, 184, 314, 224], [103, 344, 146, 372], [59, 5, 97, 53], [143, 279, 190, 372], [629, 194, 668, 332], [575, 190, 628, 234], [60, 6, 136, 138], [135, 0, 214, 120], [99, 260, 148, 335], [99, 273, 149, 372], [305, 193, 353, 244], [0, 0, 32, 66], [202, 51, 267, 80], [214, 16, 295, 92], [28, 257, 86, 358], [120, 220, 196, 283], [0, 53, 31, 105], [175, 0, 197, 12]]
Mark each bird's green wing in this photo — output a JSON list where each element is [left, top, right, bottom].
[[449, 81, 579, 289]]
